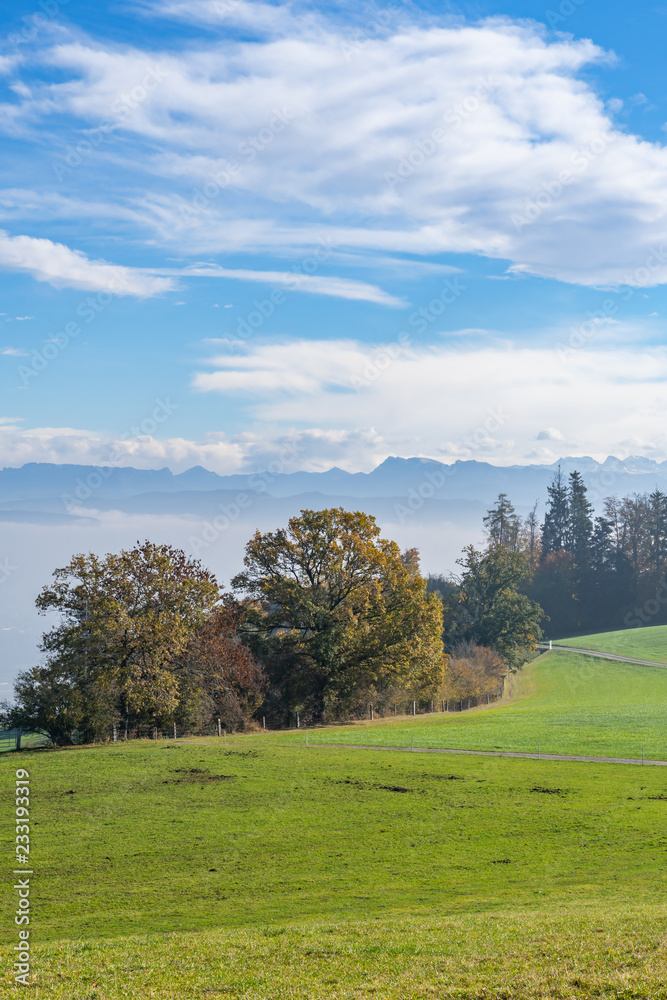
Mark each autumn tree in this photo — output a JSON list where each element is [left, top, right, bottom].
[[5, 542, 261, 743], [232, 508, 445, 721], [440, 643, 506, 702], [173, 600, 265, 732]]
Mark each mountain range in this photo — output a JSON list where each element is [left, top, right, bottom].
[[0, 456, 665, 527]]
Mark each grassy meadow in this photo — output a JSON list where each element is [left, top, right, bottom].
[[558, 623, 667, 663], [271, 649, 667, 760], [4, 645, 667, 997]]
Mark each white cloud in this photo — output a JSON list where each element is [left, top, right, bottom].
[[0, 348, 28, 357], [156, 264, 404, 305], [0, 231, 175, 296], [148, 0, 304, 34], [10, 15, 667, 285], [192, 337, 667, 465], [7, 328, 667, 472], [537, 428, 566, 441], [0, 424, 246, 475]]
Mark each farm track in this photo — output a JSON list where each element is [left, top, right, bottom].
[[175, 739, 667, 767], [540, 643, 667, 667]]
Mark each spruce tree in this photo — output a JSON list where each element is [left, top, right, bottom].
[[483, 493, 520, 550], [648, 489, 667, 581], [541, 467, 568, 557], [566, 470, 593, 567]]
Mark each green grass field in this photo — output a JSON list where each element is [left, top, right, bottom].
[[272, 649, 667, 760], [4, 646, 667, 998], [558, 623, 667, 663]]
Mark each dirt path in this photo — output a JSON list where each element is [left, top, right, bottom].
[[308, 742, 667, 767], [540, 643, 667, 668]]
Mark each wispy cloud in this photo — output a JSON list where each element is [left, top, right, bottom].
[[154, 264, 404, 305], [0, 231, 175, 296]]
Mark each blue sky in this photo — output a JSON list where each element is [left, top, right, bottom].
[[2, 0, 667, 472]]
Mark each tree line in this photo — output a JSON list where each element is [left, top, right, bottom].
[[435, 469, 667, 639], [1, 506, 544, 744]]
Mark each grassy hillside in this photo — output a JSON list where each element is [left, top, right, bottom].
[[267, 650, 667, 760], [6, 905, 667, 999], [558, 624, 667, 663], [4, 738, 667, 997], [5, 650, 667, 997]]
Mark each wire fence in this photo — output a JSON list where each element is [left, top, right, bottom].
[[0, 728, 52, 753]]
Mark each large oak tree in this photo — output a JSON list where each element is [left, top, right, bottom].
[[232, 508, 445, 720]]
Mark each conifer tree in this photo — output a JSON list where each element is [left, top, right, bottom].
[[483, 493, 520, 550], [541, 467, 569, 557], [566, 470, 593, 567]]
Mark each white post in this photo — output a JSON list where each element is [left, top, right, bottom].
[[297, 712, 300, 728], [173, 722, 177, 740], [217, 718, 222, 737], [549, 640, 552, 650], [112, 723, 117, 742], [263, 716, 266, 730], [413, 700, 416, 716]]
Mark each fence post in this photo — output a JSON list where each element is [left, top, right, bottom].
[[154, 726, 158, 741], [297, 712, 300, 728], [370, 705, 373, 720], [112, 723, 117, 742], [16, 728, 22, 752], [173, 722, 177, 740], [413, 701, 416, 716], [217, 718, 222, 737], [263, 716, 266, 730]]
